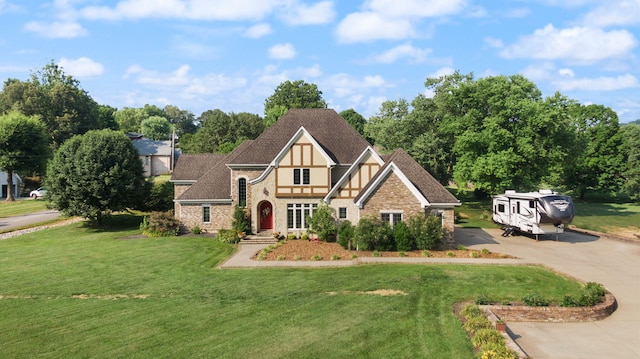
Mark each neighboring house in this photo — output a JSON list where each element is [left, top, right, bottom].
[[171, 109, 460, 236], [132, 138, 180, 177], [0, 171, 22, 198]]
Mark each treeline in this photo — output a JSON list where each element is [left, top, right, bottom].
[[1, 62, 639, 201], [362, 72, 640, 200]]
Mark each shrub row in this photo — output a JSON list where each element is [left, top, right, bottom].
[[475, 282, 606, 308], [460, 303, 517, 359], [337, 214, 446, 251]]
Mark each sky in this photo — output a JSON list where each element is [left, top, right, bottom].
[[1, 0, 639, 123]]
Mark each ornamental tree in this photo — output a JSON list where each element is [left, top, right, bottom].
[[46, 129, 147, 224]]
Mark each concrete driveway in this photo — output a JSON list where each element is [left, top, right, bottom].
[[0, 209, 61, 232], [455, 228, 640, 359]]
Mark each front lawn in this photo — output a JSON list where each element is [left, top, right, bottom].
[[0, 199, 48, 218], [0, 215, 583, 358]]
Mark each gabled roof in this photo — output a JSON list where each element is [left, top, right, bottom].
[[174, 156, 232, 202], [171, 153, 226, 182], [132, 138, 174, 156], [324, 146, 384, 203], [228, 109, 370, 166], [271, 126, 336, 168], [355, 149, 460, 208]]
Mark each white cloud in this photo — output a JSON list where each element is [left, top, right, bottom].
[[323, 73, 390, 98], [244, 23, 272, 38], [499, 24, 637, 64], [520, 62, 556, 81], [336, 12, 415, 43], [80, 0, 287, 21], [58, 57, 105, 78], [553, 74, 640, 91], [428, 66, 456, 79], [558, 68, 574, 77], [281, 1, 336, 25], [373, 43, 432, 64], [268, 43, 297, 59], [23, 21, 87, 38], [364, 0, 467, 18], [579, 0, 640, 27]]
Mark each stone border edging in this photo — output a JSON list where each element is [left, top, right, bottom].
[[482, 292, 617, 323]]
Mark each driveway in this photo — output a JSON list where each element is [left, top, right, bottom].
[[0, 210, 61, 232], [455, 228, 640, 359]]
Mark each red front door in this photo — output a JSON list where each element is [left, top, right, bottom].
[[259, 201, 273, 230]]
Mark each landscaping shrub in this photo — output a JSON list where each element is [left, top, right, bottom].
[[463, 316, 493, 334], [471, 328, 505, 349], [522, 293, 549, 306], [407, 214, 444, 250], [231, 205, 251, 234], [354, 216, 394, 251], [337, 220, 355, 249], [561, 282, 606, 307], [474, 294, 491, 305], [461, 303, 483, 318], [217, 229, 240, 244], [140, 211, 179, 237], [393, 221, 414, 251], [191, 225, 202, 235], [306, 203, 337, 242]]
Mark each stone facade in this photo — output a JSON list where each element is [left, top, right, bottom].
[[177, 202, 233, 233], [360, 172, 425, 220]]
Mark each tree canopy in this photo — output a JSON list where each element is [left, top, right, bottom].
[[46, 129, 146, 224], [264, 80, 327, 125], [179, 110, 263, 153], [0, 112, 49, 201], [140, 116, 172, 140], [0, 61, 101, 148]]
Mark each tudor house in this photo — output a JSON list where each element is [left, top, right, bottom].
[[170, 109, 460, 236]]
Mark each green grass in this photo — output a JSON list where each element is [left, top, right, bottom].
[[0, 199, 48, 218], [0, 214, 584, 358], [573, 202, 640, 234]]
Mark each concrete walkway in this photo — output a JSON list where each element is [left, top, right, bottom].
[[220, 228, 640, 359]]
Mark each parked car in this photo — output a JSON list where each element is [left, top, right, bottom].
[[29, 187, 47, 199]]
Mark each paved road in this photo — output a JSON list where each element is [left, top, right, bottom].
[[0, 209, 61, 231], [455, 228, 640, 359]]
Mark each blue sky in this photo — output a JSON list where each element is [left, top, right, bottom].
[[1, 0, 639, 122]]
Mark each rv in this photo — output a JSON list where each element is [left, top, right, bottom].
[[493, 190, 575, 240]]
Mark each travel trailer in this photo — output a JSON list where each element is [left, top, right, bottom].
[[492, 190, 575, 240]]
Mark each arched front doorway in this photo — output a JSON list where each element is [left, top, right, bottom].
[[258, 201, 273, 231]]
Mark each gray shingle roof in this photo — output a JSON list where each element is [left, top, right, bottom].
[[171, 153, 226, 181], [357, 148, 459, 205], [132, 139, 174, 156], [228, 109, 370, 165], [175, 156, 231, 200]]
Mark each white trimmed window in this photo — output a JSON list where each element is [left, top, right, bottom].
[[287, 203, 318, 229], [293, 168, 310, 185], [381, 212, 402, 226], [203, 205, 211, 223]]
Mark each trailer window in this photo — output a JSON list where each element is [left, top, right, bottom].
[[529, 200, 535, 209], [497, 204, 505, 213], [517, 202, 521, 214]]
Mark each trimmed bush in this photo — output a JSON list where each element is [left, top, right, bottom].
[[307, 203, 337, 242], [140, 211, 179, 237], [408, 214, 444, 250], [231, 205, 251, 234], [463, 316, 493, 334], [393, 221, 414, 251], [471, 328, 505, 349], [522, 293, 549, 306], [355, 216, 394, 251], [461, 303, 484, 318], [337, 220, 355, 249]]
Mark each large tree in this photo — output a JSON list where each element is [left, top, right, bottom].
[[180, 110, 263, 153], [264, 80, 327, 125], [0, 61, 101, 148], [620, 124, 640, 199], [140, 116, 172, 140], [563, 104, 624, 198], [46, 129, 146, 224], [339, 108, 366, 136], [163, 105, 197, 137], [0, 112, 49, 201]]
